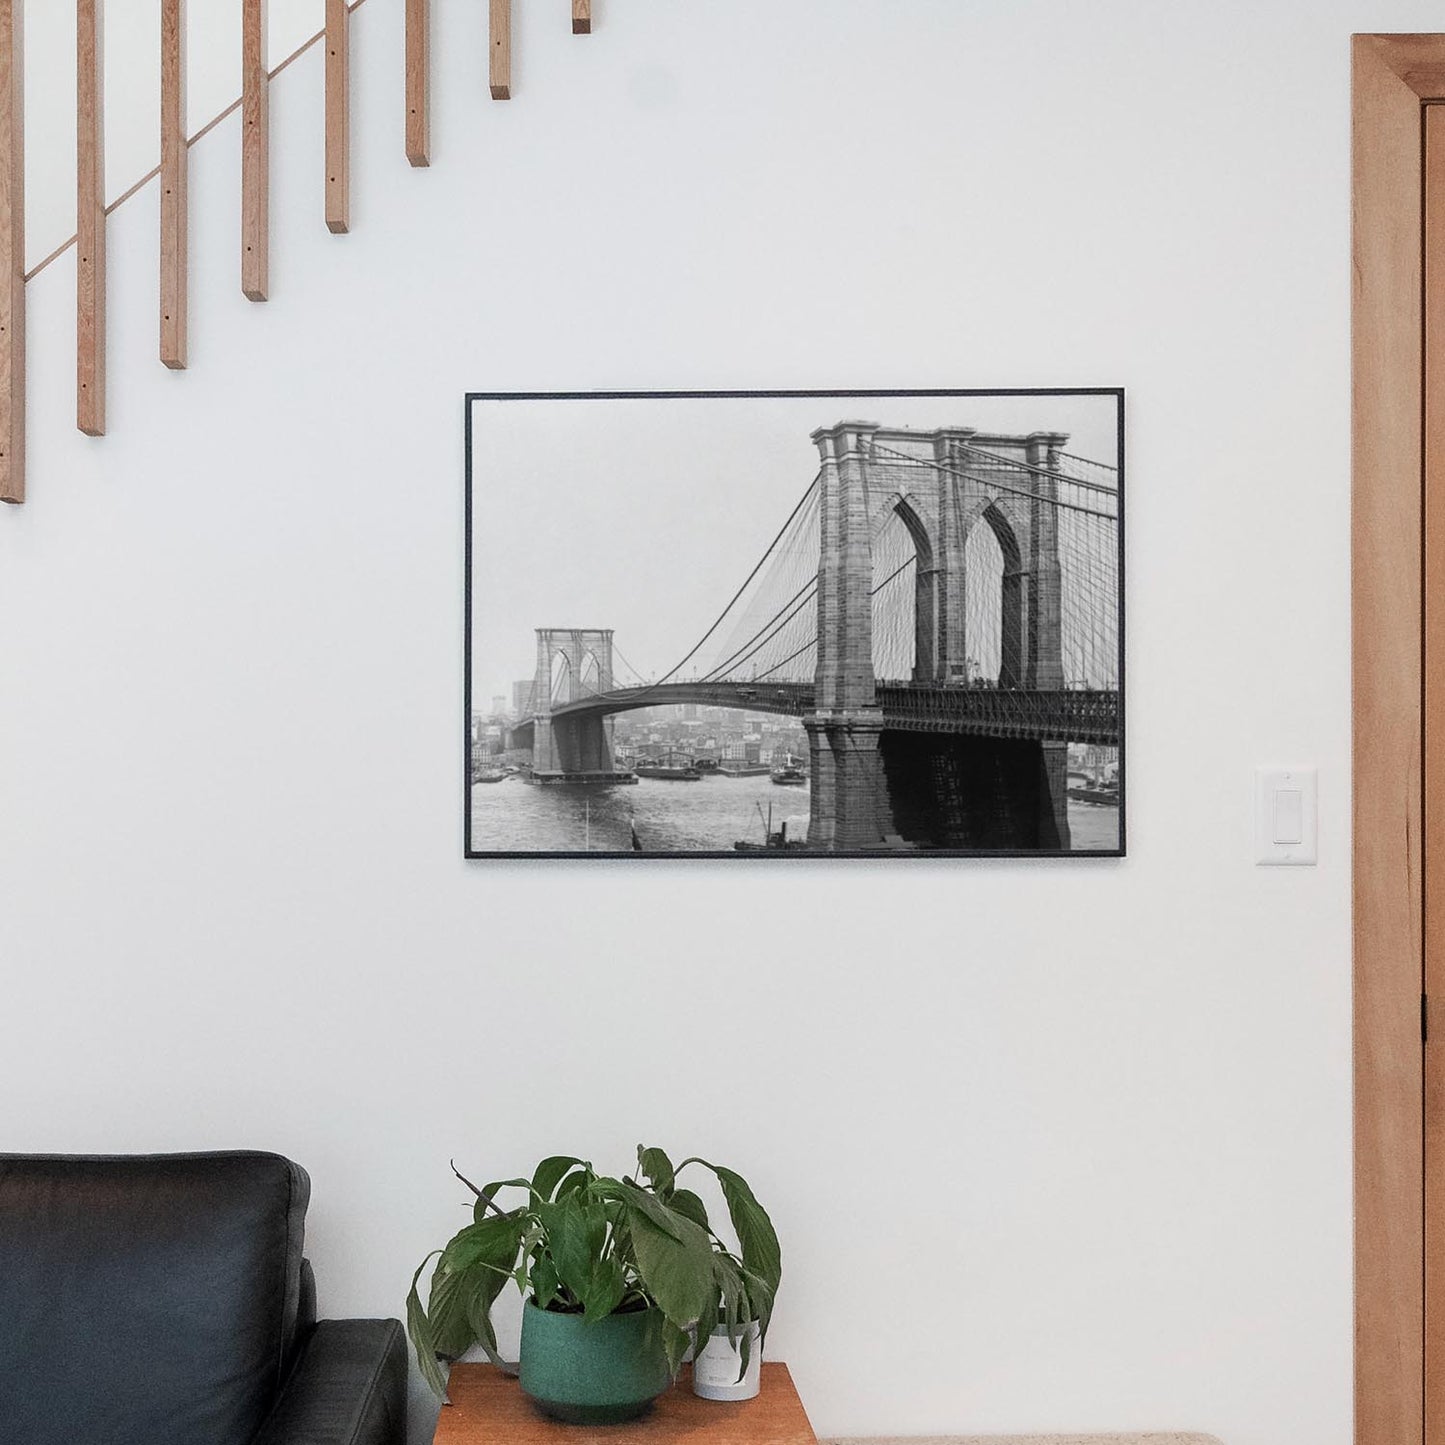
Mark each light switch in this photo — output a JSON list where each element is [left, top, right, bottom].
[[1256, 767, 1317, 865], [1273, 789, 1303, 845]]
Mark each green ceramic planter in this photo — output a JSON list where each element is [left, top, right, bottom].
[[518, 1300, 671, 1424]]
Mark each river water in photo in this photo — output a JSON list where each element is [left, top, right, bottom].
[[469, 774, 1120, 854]]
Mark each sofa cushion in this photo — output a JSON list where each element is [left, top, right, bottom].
[[0, 1151, 309, 1445]]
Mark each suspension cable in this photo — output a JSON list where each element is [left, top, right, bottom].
[[1058, 448, 1118, 473], [871, 443, 1119, 523], [953, 440, 1120, 496], [700, 577, 819, 682], [600, 471, 822, 704]]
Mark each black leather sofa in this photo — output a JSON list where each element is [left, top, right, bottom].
[[0, 1151, 406, 1445]]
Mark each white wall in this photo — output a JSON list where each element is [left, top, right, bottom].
[[0, 1, 1419, 1441]]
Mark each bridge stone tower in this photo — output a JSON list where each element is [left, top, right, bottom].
[[806, 423, 888, 849], [529, 627, 619, 776], [806, 421, 1072, 850]]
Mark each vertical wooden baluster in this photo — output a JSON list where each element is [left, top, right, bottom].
[[1427, 99, 1445, 1445], [405, 0, 429, 166], [160, 0, 186, 368], [572, 0, 590, 35], [489, 0, 510, 100], [77, 0, 104, 436], [325, 0, 348, 232], [241, 0, 267, 300], [0, 0, 23, 501]]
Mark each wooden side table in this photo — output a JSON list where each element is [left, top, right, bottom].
[[435, 1363, 817, 1445]]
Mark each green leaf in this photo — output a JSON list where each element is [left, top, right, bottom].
[[532, 1155, 585, 1203], [610, 1214, 635, 1280], [583, 1198, 610, 1258], [464, 1263, 513, 1370], [421, 1210, 527, 1368], [737, 1319, 755, 1382], [440, 1213, 525, 1275], [683, 1160, 782, 1298], [616, 1180, 688, 1242], [705, 1253, 757, 1382], [666, 1187, 711, 1234], [624, 1198, 715, 1331], [660, 1316, 691, 1377], [582, 1254, 628, 1322], [530, 1254, 560, 1311], [693, 1289, 719, 1370], [429, 1254, 513, 1367], [473, 1176, 531, 1223], [636, 1145, 675, 1197], [554, 1167, 590, 1200], [536, 1195, 596, 1305], [426, 1261, 482, 1360], [405, 1253, 451, 1401]]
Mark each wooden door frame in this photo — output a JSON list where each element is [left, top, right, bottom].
[[1354, 32, 1445, 1445]]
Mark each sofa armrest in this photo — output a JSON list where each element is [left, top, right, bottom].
[[252, 1319, 406, 1445]]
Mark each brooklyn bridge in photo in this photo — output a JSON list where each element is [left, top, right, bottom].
[[501, 419, 1122, 853]]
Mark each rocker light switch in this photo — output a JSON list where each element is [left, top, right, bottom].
[[1256, 768, 1317, 865], [1273, 789, 1303, 845]]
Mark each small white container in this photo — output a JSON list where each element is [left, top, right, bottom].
[[692, 1321, 762, 1401]]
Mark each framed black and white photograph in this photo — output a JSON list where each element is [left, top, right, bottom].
[[465, 390, 1124, 858]]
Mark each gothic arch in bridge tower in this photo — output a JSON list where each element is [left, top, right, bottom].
[[874, 492, 936, 682], [549, 651, 572, 704], [963, 499, 1026, 689]]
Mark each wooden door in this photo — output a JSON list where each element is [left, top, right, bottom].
[[1429, 96, 1445, 1445], [1353, 33, 1445, 1445]]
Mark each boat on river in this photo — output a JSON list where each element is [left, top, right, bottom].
[[734, 803, 809, 851], [770, 755, 807, 786], [1068, 777, 1119, 806], [633, 751, 703, 781]]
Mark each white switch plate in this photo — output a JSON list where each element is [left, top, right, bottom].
[[1255, 767, 1318, 865]]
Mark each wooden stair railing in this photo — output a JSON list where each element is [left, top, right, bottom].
[[0, 0, 23, 503], [242, 0, 269, 301], [76, 0, 103, 436], [0, 0, 594, 507], [326, 0, 350, 234], [160, 0, 186, 370], [490, 0, 511, 101], [406, 0, 429, 166]]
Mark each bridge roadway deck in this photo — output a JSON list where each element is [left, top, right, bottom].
[[524, 681, 1120, 747]]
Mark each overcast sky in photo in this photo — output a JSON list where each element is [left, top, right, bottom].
[[469, 392, 1121, 706]]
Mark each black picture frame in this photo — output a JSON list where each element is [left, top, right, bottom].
[[464, 388, 1125, 860]]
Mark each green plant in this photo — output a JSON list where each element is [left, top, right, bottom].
[[406, 1145, 781, 1398]]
